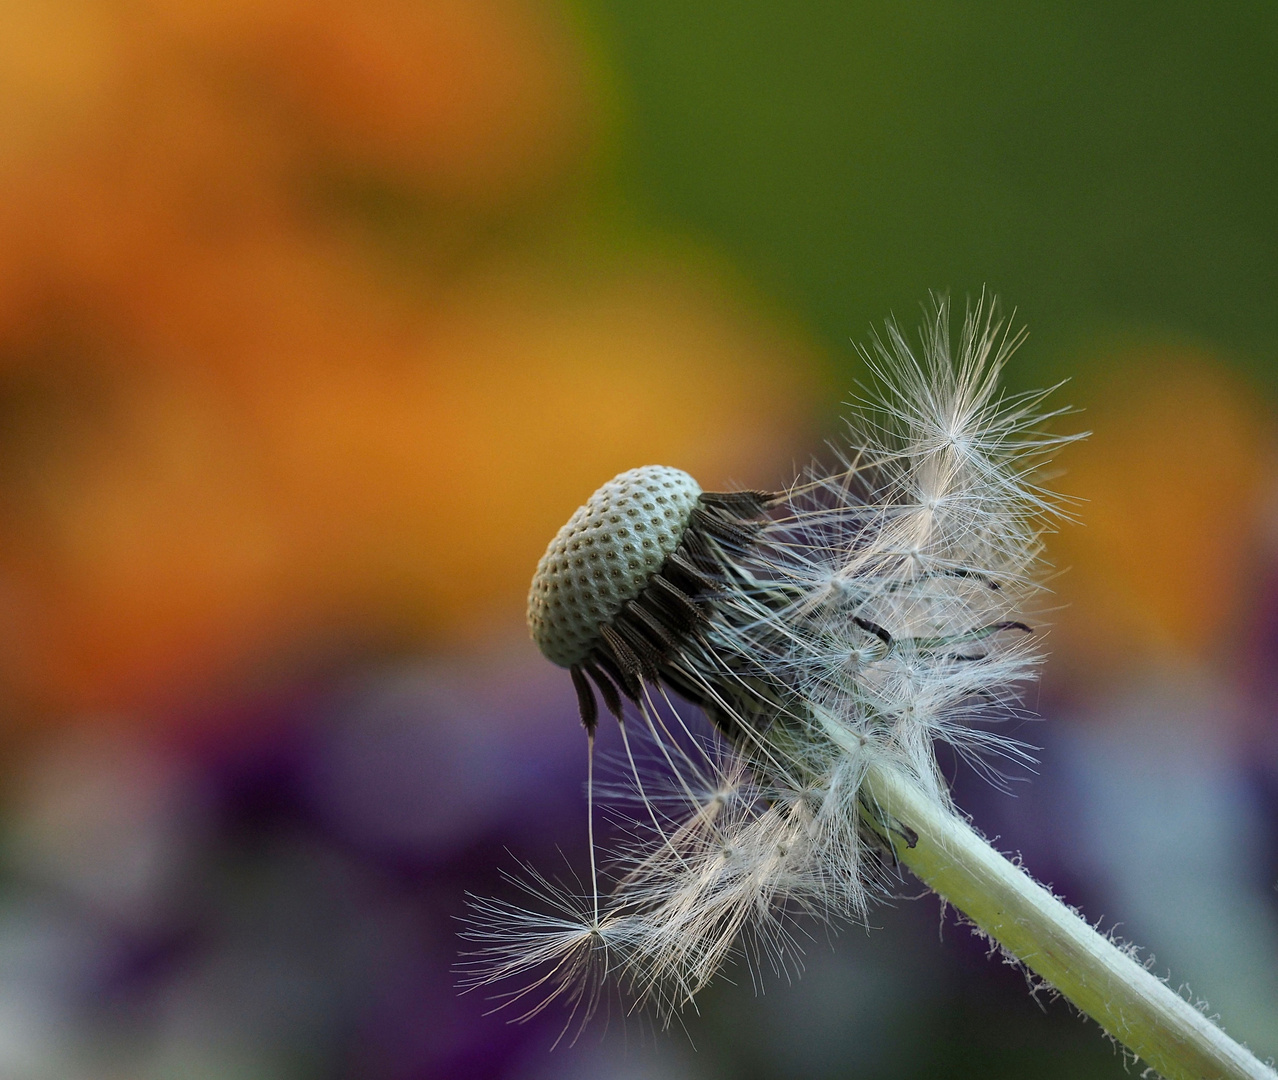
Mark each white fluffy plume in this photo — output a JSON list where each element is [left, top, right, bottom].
[[460, 295, 1076, 1030]]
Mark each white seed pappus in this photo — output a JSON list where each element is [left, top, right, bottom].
[[459, 296, 1076, 1037]]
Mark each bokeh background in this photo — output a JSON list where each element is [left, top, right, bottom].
[[1, 2, 1276, 1078]]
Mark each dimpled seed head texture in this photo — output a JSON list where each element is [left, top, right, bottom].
[[528, 466, 702, 668]]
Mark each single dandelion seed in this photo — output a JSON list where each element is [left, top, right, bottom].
[[461, 295, 1277, 1080]]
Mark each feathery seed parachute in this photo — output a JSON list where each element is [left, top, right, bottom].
[[461, 297, 1073, 1032]]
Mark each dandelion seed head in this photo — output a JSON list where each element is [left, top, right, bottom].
[[466, 294, 1078, 1028], [528, 465, 703, 669]]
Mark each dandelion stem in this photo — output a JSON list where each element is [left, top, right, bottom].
[[859, 762, 1276, 1080]]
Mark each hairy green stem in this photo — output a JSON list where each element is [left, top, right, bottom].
[[859, 762, 1275, 1080]]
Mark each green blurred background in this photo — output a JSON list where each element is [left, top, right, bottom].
[[591, 0, 1278, 387]]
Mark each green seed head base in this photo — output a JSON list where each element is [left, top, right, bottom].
[[527, 466, 702, 670]]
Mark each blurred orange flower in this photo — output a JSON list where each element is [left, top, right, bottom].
[[1046, 349, 1275, 685], [0, 0, 821, 723]]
